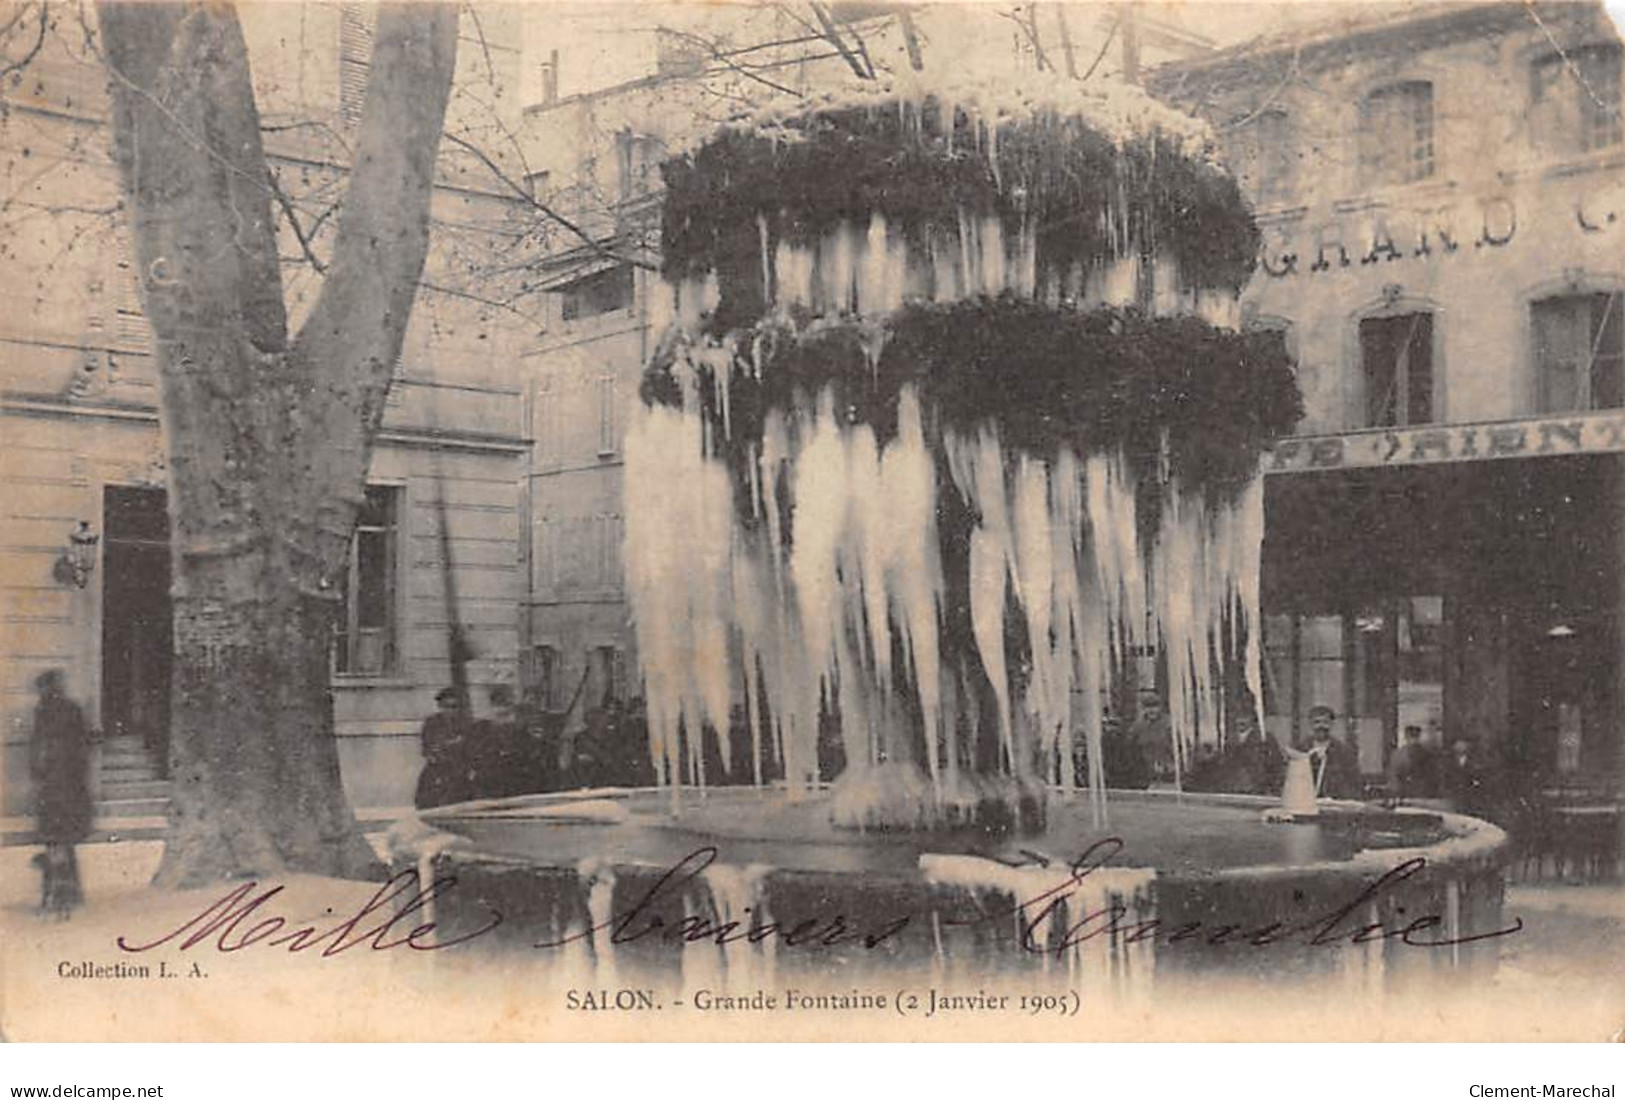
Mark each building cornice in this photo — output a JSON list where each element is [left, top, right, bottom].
[[1150, 1, 1606, 99], [1, 395, 528, 454]]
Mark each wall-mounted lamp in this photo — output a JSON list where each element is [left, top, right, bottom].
[[53, 521, 100, 589]]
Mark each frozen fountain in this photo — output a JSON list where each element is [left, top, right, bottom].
[[391, 71, 1511, 995]]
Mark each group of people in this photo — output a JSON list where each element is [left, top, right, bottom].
[[1065, 692, 1494, 811], [413, 684, 652, 810], [1386, 724, 1489, 806], [1069, 690, 1291, 797]]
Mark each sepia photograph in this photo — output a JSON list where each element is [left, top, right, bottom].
[[0, 0, 1621, 1048]]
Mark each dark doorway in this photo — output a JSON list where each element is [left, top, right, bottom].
[[101, 486, 171, 777]]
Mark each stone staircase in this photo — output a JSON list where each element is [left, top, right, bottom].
[[95, 734, 170, 821]]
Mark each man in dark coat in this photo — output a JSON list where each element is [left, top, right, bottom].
[[1386, 724, 1437, 801], [414, 686, 470, 809], [30, 669, 93, 917], [1305, 704, 1362, 800], [469, 684, 527, 799]]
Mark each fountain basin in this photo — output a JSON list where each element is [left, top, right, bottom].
[[388, 788, 1511, 992]]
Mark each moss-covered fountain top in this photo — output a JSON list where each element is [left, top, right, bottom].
[[627, 70, 1302, 830], [658, 73, 1262, 329]]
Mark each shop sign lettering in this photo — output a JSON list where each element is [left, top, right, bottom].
[[1266, 410, 1625, 474], [1260, 196, 1516, 278]]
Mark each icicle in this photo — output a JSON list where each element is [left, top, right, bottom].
[[883, 388, 944, 793], [981, 215, 1006, 297], [774, 236, 812, 310], [580, 858, 618, 984], [758, 211, 772, 306], [704, 864, 775, 990]]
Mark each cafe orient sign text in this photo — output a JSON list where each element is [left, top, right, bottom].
[[1266, 410, 1625, 474]]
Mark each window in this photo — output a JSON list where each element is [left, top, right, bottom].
[[338, 4, 374, 125], [533, 645, 560, 709], [593, 645, 627, 705], [534, 374, 558, 466], [1532, 292, 1624, 412], [614, 131, 663, 203], [559, 265, 634, 322], [1532, 45, 1622, 154], [595, 514, 622, 590], [535, 515, 557, 594], [1245, 316, 1297, 370], [1238, 109, 1296, 207], [596, 374, 619, 456], [1360, 312, 1434, 427], [335, 485, 400, 675], [1360, 82, 1435, 186]]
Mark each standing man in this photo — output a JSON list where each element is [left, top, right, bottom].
[[471, 684, 525, 799], [1305, 704, 1361, 800], [1386, 724, 1436, 801], [414, 686, 468, 810], [30, 670, 93, 918], [1128, 687, 1174, 783]]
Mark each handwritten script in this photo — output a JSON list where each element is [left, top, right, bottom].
[[116, 840, 1522, 960]]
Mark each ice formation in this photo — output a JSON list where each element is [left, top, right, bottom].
[[626, 78, 1278, 828]]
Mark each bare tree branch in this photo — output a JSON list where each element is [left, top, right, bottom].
[[808, 2, 873, 79], [660, 25, 804, 97], [1081, 15, 1117, 81], [999, 5, 1052, 73], [1053, 3, 1079, 79], [440, 129, 659, 272], [419, 277, 542, 325], [0, 1, 49, 81], [260, 117, 354, 159], [896, 8, 924, 71], [267, 168, 328, 274], [460, 0, 497, 87]]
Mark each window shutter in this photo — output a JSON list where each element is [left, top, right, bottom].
[[536, 516, 556, 595], [339, 4, 374, 125], [1587, 292, 1623, 408], [597, 515, 614, 588], [114, 232, 151, 353], [1576, 46, 1622, 153], [535, 374, 555, 466], [1533, 297, 1590, 413], [1361, 83, 1434, 186], [597, 374, 618, 456]]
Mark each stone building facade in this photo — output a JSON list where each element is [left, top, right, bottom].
[[1154, 0, 1625, 789], [0, 5, 529, 812]]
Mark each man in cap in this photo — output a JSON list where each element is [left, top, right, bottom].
[[414, 686, 469, 809]]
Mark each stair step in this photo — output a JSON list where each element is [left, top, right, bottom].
[[99, 742, 152, 757], [95, 796, 170, 818], [100, 779, 170, 800], [101, 747, 157, 760], [101, 759, 160, 774], [102, 772, 162, 786]]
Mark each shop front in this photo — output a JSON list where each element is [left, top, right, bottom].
[[1259, 414, 1625, 807]]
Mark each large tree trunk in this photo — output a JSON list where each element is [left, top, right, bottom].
[[96, 2, 459, 885]]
